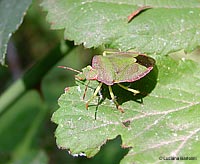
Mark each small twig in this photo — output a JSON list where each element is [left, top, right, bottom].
[[128, 6, 152, 23]]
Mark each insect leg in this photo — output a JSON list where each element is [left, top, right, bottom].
[[86, 82, 103, 109], [117, 83, 140, 95], [103, 50, 119, 56], [83, 81, 90, 100], [108, 86, 124, 113]]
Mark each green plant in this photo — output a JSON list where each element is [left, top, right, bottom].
[[0, 0, 200, 163]]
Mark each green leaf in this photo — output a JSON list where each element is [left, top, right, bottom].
[[52, 56, 200, 163], [41, 0, 200, 55], [0, 0, 32, 65]]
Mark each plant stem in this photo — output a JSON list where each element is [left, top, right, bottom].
[[0, 41, 74, 115]]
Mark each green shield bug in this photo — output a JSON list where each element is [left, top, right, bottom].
[[59, 50, 155, 112]]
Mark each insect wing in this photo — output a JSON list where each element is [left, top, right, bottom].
[[106, 54, 146, 83], [92, 53, 155, 85], [123, 54, 155, 82]]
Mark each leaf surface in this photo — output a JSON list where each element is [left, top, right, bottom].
[[52, 56, 200, 163], [41, 0, 200, 55]]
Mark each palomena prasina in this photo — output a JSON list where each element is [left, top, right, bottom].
[[60, 50, 155, 112]]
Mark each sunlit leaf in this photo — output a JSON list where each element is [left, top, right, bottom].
[[0, 0, 32, 65], [41, 0, 200, 55], [52, 56, 200, 163]]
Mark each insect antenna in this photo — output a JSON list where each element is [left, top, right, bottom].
[[58, 66, 81, 74]]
